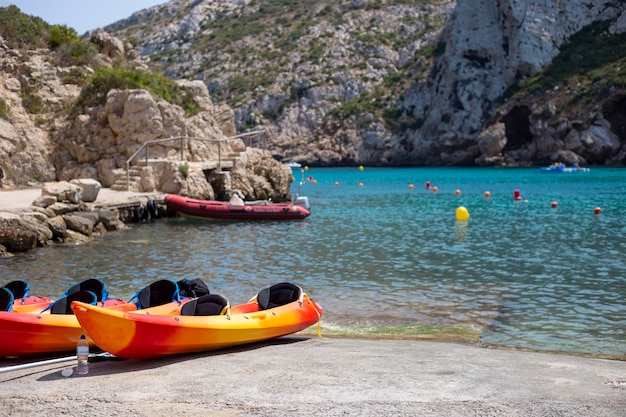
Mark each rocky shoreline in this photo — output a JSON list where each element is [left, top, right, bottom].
[[0, 180, 165, 258]]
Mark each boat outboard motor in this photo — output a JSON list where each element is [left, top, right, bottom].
[[294, 196, 310, 210]]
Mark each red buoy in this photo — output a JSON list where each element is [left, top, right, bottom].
[[551, 201, 558, 208], [594, 207, 602, 215], [425, 181, 431, 190], [513, 189, 522, 201]]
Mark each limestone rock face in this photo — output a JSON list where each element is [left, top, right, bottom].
[[70, 178, 102, 202], [61, 213, 94, 236], [476, 123, 507, 164], [230, 148, 295, 202], [1, 30, 288, 200], [46, 216, 67, 240], [0, 198, 130, 254], [106, 89, 167, 142], [0, 216, 39, 252], [397, 0, 626, 165], [108, 0, 626, 166], [54, 81, 250, 192], [42, 181, 83, 204]]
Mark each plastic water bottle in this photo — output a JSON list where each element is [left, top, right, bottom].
[[76, 334, 89, 375]]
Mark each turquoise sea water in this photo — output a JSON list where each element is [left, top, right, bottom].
[[1, 167, 625, 357]]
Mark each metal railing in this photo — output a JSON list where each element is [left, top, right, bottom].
[[125, 130, 264, 191]]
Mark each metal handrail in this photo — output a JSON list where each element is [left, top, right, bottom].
[[125, 130, 264, 191]]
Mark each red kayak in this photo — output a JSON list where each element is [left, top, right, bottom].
[[164, 194, 310, 221]]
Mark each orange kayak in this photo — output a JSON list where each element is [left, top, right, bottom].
[[72, 283, 323, 359]]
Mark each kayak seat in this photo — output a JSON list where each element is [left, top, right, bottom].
[[50, 290, 98, 315], [177, 278, 210, 298], [257, 282, 302, 310], [0, 287, 14, 312], [2, 280, 29, 299], [133, 279, 181, 309], [63, 278, 109, 303], [181, 294, 229, 316]]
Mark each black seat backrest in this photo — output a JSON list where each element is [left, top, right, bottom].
[[50, 290, 98, 315], [180, 294, 229, 316], [63, 278, 108, 303], [177, 278, 210, 298], [0, 287, 14, 312], [2, 280, 29, 299], [257, 282, 302, 310], [133, 279, 180, 309]]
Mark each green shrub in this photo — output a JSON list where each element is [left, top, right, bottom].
[[178, 164, 189, 178], [0, 5, 48, 49], [21, 92, 45, 114], [61, 67, 90, 86], [72, 67, 199, 116], [55, 40, 98, 66], [0, 6, 98, 67], [46, 24, 80, 49], [0, 97, 10, 119]]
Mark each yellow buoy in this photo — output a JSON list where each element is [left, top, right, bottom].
[[455, 206, 469, 221], [359, 166, 364, 171]]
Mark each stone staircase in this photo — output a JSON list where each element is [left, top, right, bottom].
[[110, 164, 145, 192], [109, 151, 243, 192]]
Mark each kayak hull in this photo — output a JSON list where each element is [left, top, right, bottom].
[[73, 296, 322, 359], [0, 299, 147, 357], [0, 311, 89, 357]]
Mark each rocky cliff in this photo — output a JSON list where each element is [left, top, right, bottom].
[[107, 0, 626, 166], [0, 14, 294, 200], [405, 0, 626, 166], [2, 1, 626, 174]]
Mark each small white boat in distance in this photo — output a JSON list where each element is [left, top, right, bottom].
[[540, 163, 589, 173], [282, 160, 302, 168]]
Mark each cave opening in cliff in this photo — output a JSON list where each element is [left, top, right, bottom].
[[501, 105, 533, 151], [602, 93, 626, 143]]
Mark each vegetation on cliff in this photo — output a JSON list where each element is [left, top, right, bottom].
[[108, 0, 450, 139], [0, 6, 200, 119], [0, 5, 96, 66], [505, 19, 626, 123], [71, 67, 200, 116]]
